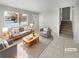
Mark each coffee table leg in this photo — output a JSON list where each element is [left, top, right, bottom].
[[37, 38, 39, 42]]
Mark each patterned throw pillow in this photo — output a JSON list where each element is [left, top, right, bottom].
[[19, 27, 24, 32], [11, 28, 19, 35]]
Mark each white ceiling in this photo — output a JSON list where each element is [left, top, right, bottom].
[[0, 0, 77, 13], [0, 0, 50, 13]]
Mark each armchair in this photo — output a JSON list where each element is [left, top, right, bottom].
[[40, 27, 51, 38]]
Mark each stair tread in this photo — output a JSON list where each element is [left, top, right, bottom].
[[61, 28, 72, 30], [60, 21, 73, 36], [61, 31, 73, 34], [61, 30, 72, 33]]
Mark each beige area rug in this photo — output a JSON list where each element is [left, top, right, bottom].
[[17, 36, 53, 58]]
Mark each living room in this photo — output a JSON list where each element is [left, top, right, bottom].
[[0, 0, 79, 58]]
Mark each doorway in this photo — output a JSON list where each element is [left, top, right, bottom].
[[59, 7, 73, 37]]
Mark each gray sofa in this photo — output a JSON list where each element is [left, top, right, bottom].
[[40, 27, 51, 38], [0, 44, 17, 58], [0, 40, 17, 58]]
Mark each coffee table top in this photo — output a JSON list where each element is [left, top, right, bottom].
[[23, 34, 39, 43]]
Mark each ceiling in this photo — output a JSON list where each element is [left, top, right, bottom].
[[0, 0, 77, 13], [0, 0, 50, 13]]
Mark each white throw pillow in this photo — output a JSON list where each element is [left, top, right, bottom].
[[24, 26, 28, 31], [44, 28, 48, 31], [3, 40, 9, 47], [12, 28, 19, 34]]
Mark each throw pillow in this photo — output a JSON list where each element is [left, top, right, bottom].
[[11, 27, 19, 35], [6, 40, 13, 45], [43, 27, 48, 31], [19, 27, 24, 32], [0, 42, 4, 50], [24, 26, 28, 31], [3, 40, 9, 48]]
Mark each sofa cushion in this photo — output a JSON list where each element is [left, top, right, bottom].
[[0, 42, 4, 50], [19, 27, 24, 32], [12, 30, 30, 37], [6, 40, 13, 45], [9, 28, 32, 40], [1, 40, 13, 48], [40, 31, 47, 34], [11, 28, 19, 35], [23, 26, 28, 31]]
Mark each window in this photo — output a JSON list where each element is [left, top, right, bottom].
[[4, 11, 28, 28]]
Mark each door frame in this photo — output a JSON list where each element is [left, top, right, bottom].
[[59, 6, 74, 36]]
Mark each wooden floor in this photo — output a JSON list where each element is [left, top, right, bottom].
[[12, 34, 79, 58]]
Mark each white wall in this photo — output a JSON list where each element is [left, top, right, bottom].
[[73, 4, 79, 43], [39, 0, 77, 40], [42, 10, 59, 36], [39, 14, 44, 28]]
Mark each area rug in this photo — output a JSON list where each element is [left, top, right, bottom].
[[17, 36, 53, 58]]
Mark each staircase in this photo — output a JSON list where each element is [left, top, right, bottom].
[[60, 21, 73, 36]]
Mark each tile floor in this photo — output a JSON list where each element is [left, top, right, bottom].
[[15, 34, 79, 58]]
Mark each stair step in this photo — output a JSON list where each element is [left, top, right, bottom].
[[61, 24, 72, 26], [61, 21, 72, 24], [61, 23, 72, 24], [61, 27, 72, 30], [60, 33, 73, 37], [61, 29, 72, 32], [60, 21, 73, 36], [61, 28, 72, 31], [61, 21, 72, 26], [61, 26, 72, 28], [60, 31, 73, 36], [62, 25, 72, 26], [60, 31, 72, 34]]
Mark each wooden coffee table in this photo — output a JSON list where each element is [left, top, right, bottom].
[[23, 34, 39, 47]]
